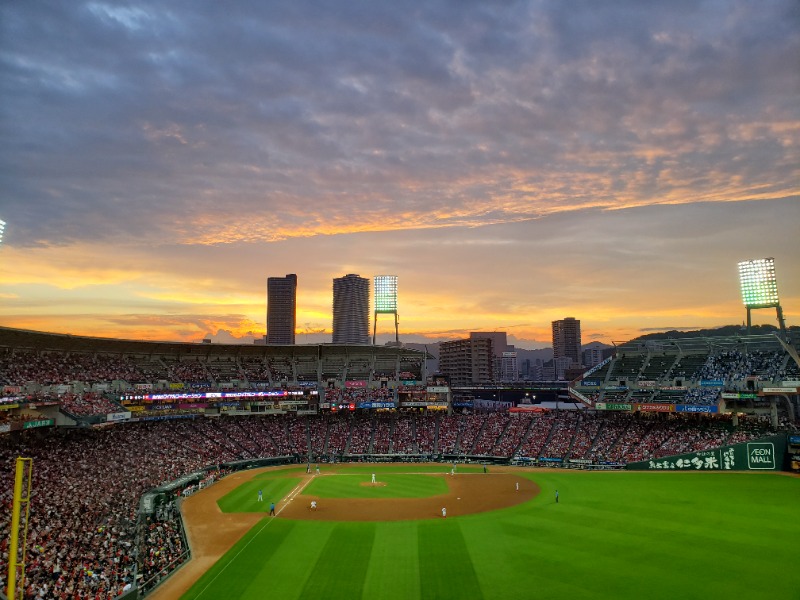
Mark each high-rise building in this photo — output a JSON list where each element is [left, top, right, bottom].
[[552, 317, 582, 365], [500, 352, 518, 382], [470, 332, 511, 381], [438, 338, 494, 386], [266, 274, 297, 345], [582, 346, 604, 368], [332, 274, 370, 344], [469, 332, 508, 357]]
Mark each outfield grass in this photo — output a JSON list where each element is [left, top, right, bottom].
[[184, 469, 799, 600]]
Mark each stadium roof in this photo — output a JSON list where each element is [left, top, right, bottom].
[[0, 326, 432, 360]]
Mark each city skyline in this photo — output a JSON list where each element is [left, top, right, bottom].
[[0, 2, 798, 348]]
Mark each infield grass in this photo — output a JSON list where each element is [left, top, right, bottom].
[[183, 468, 799, 600]]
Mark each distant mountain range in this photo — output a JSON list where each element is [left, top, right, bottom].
[[627, 323, 798, 343]]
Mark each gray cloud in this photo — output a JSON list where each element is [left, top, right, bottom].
[[1, 1, 798, 247]]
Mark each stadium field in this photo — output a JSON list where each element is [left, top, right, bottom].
[[180, 467, 799, 600]]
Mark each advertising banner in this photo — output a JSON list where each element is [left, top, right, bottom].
[[581, 380, 600, 387], [3, 386, 21, 394], [788, 435, 800, 446], [637, 403, 675, 413], [357, 402, 395, 409], [345, 380, 367, 388], [0, 403, 19, 411], [23, 419, 54, 430], [0, 423, 10, 433], [473, 399, 512, 411], [627, 435, 787, 472], [782, 381, 800, 387], [596, 402, 632, 411], [106, 412, 131, 422], [509, 405, 545, 413], [700, 380, 724, 387], [675, 405, 718, 413], [763, 387, 794, 394], [426, 386, 450, 393], [746, 442, 776, 469]]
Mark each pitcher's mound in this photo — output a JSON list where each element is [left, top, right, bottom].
[[361, 481, 387, 487]]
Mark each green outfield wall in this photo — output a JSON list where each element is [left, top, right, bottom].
[[626, 434, 788, 472]]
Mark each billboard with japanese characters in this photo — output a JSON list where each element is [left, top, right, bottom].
[[626, 435, 788, 472]]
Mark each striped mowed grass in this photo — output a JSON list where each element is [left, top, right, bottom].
[[183, 468, 799, 600]]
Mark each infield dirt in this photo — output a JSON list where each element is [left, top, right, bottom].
[[148, 465, 539, 600]]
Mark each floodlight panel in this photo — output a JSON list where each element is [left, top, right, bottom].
[[0, 219, 5, 245], [374, 275, 398, 313], [738, 258, 779, 307]]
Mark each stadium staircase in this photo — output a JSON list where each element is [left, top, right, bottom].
[[492, 419, 513, 455], [510, 417, 535, 458], [563, 422, 580, 461], [366, 415, 377, 454], [464, 418, 487, 455], [387, 417, 397, 454]]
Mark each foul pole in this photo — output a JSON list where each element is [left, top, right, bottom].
[[7, 457, 33, 600]]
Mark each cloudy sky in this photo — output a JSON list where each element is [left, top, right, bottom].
[[1, 1, 798, 348]]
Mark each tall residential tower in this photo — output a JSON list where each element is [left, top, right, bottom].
[[266, 274, 297, 344], [552, 317, 582, 366], [332, 274, 370, 344]]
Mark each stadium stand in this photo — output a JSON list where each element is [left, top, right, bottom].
[[0, 326, 798, 599]]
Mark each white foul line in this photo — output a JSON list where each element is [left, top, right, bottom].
[[192, 475, 315, 600]]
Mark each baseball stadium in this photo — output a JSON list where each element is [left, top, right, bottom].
[[1, 322, 799, 600]]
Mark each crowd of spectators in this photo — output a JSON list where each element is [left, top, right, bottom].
[[58, 393, 125, 417], [696, 350, 785, 383], [472, 413, 507, 455], [324, 386, 394, 405], [0, 352, 158, 387], [0, 407, 794, 598]]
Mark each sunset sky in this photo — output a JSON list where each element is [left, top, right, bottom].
[[1, 1, 798, 349]]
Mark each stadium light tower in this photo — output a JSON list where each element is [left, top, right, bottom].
[[0, 219, 6, 246], [738, 258, 786, 336], [373, 275, 399, 345]]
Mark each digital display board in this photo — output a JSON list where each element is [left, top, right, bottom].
[[374, 275, 398, 313], [738, 258, 779, 308]]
